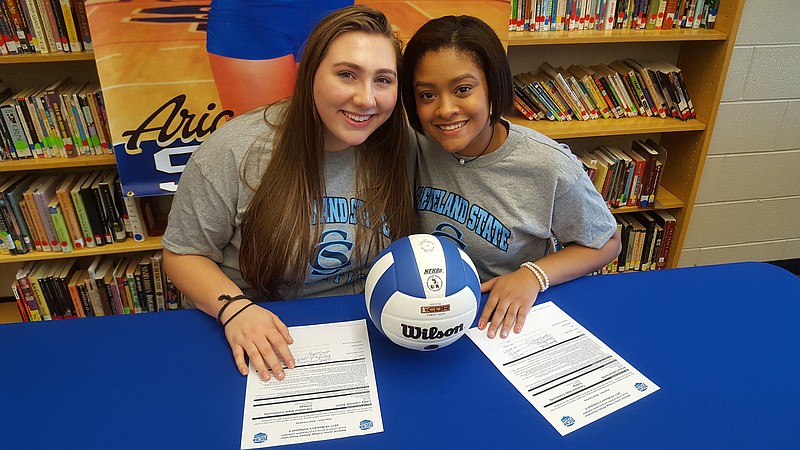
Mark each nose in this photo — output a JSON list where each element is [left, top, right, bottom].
[[437, 95, 458, 117], [353, 81, 376, 109]]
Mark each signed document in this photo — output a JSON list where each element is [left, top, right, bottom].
[[467, 302, 659, 435], [241, 320, 383, 448]]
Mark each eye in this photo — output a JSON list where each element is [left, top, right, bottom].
[[338, 71, 355, 80], [456, 85, 472, 95], [375, 76, 394, 85], [418, 91, 435, 101]]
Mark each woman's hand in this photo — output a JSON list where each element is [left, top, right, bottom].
[[477, 268, 541, 338], [221, 301, 295, 381]]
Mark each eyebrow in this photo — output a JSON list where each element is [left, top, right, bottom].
[[332, 62, 397, 77], [415, 73, 478, 88]]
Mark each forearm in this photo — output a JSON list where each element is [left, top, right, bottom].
[[162, 249, 244, 320], [530, 230, 622, 288]]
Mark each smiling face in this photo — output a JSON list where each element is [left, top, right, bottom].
[[413, 48, 494, 157], [313, 31, 398, 152]]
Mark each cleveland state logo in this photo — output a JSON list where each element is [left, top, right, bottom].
[[421, 305, 450, 314], [400, 323, 464, 340]]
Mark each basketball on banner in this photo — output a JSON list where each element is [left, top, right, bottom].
[[365, 234, 480, 351]]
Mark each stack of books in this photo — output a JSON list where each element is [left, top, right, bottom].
[[0, 169, 150, 256], [12, 250, 184, 322], [0, 78, 113, 160], [0, 0, 93, 55], [514, 59, 695, 122], [573, 139, 667, 208], [509, 0, 720, 32]]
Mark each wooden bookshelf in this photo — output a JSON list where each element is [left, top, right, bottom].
[[0, 236, 163, 264], [506, 115, 706, 140], [507, 0, 746, 268], [0, 154, 117, 171], [0, 51, 95, 64], [508, 28, 727, 46]]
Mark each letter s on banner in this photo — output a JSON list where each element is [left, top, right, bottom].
[[154, 144, 198, 192]]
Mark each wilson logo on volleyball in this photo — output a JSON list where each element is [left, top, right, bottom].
[[400, 323, 464, 340]]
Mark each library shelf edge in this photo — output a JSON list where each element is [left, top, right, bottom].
[[0, 154, 118, 171], [0, 236, 163, 264], [0, 52, 96, 64], [505, 0, 746, 269]]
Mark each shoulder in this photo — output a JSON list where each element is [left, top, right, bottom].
[[506, 122, 582, 176], [188, 104, 280, 177]]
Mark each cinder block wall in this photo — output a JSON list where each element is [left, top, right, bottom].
[[680, 0, 800, 266]]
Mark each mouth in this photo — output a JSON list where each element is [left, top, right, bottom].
[[435, 120, 467, 132], [342, 111, 375, 124]]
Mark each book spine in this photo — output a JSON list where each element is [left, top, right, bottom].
[[33, 191, 60, 252], [66, 277, 84, 318], [20, 192, 46, 251], [62, 92, 89, 155], [44, 90, 75, 157], [18, 199, 45, 253], [49, 202, 73, 252], [139, 261, 156, 313], [1, 104, 32, 158], [55, 188, 84, 249], [22, 0, 46, 52], [57, 0, 78, 51], [69, 185, 96, 247], [75, 280, 93, 316], [3, 0, 31, 52], [28, 271, 52, 320], [83, 277, 103, 316], [17, 275, 42, 321], [33, 0, 57, 52], [99, 181, 125, 242], [122, 195, 147, 242], [70, 0, 89, 49], [151, 253, 165, 312]]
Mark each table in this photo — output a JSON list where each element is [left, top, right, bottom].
[[1, 262, 799, 449]]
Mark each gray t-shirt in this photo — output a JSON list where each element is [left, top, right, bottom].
[[162, 105, 371, 301], [414, 119, 617, 282]]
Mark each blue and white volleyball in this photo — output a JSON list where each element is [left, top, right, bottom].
[[365, 234, 480, 351]]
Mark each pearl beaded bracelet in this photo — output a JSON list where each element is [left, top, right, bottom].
[[521, 261, 550, 292]]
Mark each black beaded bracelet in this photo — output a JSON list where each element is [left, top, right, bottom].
[[216, 294, 253, 325], [222, 301, 257, 328]]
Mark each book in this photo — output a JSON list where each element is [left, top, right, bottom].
[[17, 198, 42, 252], [99, 170, 126, 242], [112, 257, 131, 314], [124, 255, 142, 314], [55, 173, 85, 249], [28, 260, 54, 320], [652, 209, 677, 269], [138, 254, 156, 313], [48, 197, 73, 252], [15, 261, 42, 321], [21, 179, 49, 251], [32, 174, 62, 252], [69, 171, 95, 247], [122, 194, 148, 242], [67, 268, 87, 318], [150, 249, 165, 312], [630, 139, 660, 207], [621, 145, 647, 207], [78, 170, 106, 245], [3, 173, 35, 253], [644, 138, 668, 205]]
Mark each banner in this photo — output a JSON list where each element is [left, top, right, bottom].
[[86, 0, 509, 197]]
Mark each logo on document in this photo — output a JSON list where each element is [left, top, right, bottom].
[[635, 382, 649, 392], [561, 416, 576, 427], [253, 432, 268, 443], [359, 420, 373, 430]]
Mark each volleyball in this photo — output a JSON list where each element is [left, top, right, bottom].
[[365, 234, 481, 351]]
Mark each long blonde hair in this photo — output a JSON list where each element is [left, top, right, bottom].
[[239, 5, 414, 299]]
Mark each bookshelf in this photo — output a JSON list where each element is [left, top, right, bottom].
[[0, 54, 159, 266], [506, 0, 745, 269]]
